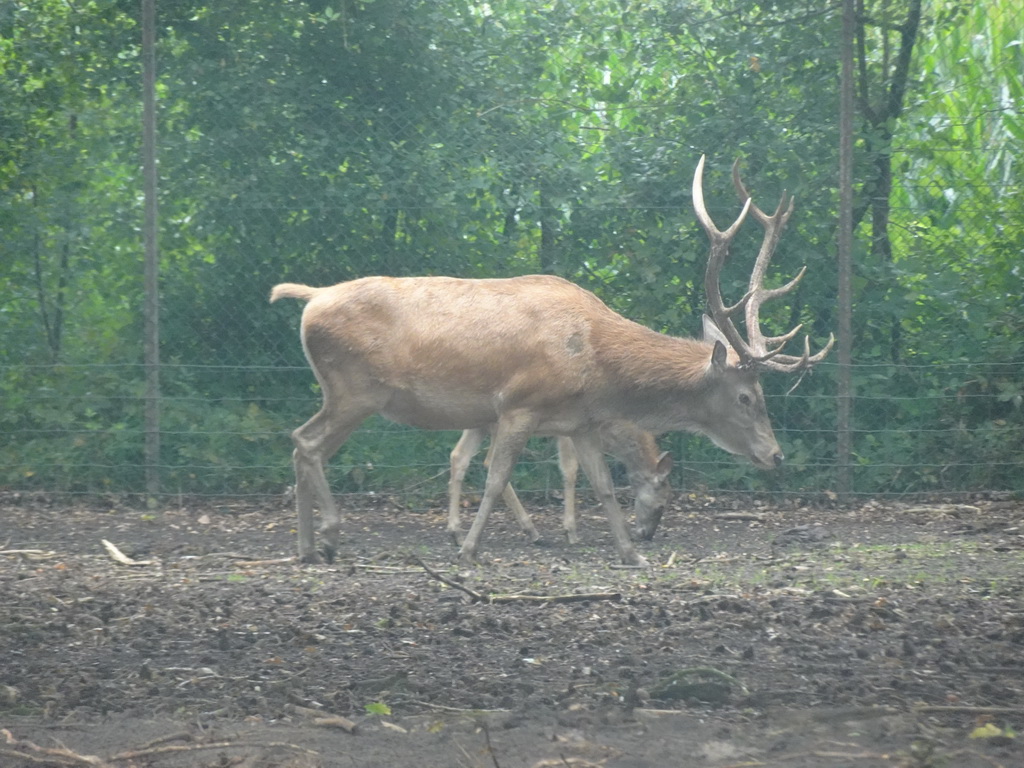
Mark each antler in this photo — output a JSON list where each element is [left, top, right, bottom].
[[692, 155, 754, 360], [692, 155, 834, 373]]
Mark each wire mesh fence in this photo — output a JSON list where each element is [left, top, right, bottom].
[[1, 0, 1021, 507], [3, 357, 1021, 505]]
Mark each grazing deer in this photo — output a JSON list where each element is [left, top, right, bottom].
[[448, 423, 673, 547], [271, 156, 832, 566]]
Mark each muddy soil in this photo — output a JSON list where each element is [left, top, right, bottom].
[[1, 490, 1022, 767]]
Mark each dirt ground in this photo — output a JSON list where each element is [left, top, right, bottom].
[[1, 488, 1022, 768]]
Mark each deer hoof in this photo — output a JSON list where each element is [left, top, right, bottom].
[[456, 547, 481, 567], [319, 543, 338, 564], [621, 552, 650, 568], [634, 525, 657, 542]]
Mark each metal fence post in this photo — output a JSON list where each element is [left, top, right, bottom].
[[836, 0, 855, 498], [142, 0, 161, 503]]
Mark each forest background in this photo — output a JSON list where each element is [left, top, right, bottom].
[[1, 0, 1022, 504]]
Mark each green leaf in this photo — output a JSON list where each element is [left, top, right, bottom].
[[364, 701, 392, 716]]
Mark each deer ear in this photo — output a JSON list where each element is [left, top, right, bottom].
[[704, 316, 731, 371], [655, 451, 674, 477], [711, 340, 730, 370], [702, 314, 728, 347]]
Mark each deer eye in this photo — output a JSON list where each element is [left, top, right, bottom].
[[739, 393, 752, 407]]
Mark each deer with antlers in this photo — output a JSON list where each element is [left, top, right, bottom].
[[271, 156, 832, 566]]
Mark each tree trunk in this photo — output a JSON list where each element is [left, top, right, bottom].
[[855, 0, 921, 364]]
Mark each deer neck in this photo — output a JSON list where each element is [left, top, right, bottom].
[[591, 319, 717, 432]]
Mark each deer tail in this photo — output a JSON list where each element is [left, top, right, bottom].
[[269, 283, 320, 303]]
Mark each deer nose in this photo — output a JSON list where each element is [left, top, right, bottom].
[[773, 452, 785, 468]]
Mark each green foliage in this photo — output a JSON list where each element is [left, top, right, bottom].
[[0, 364, 144, 491], [0, 0, 1021, 498], [0, 0, 141, 365]]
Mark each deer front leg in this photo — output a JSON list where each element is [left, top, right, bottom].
[[571, 434, 648, 567], [458, 413, 536, 566], [448, 428, 487, 546], [556, 436, 580, 544]]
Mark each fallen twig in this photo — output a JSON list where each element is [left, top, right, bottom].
[[351, 562, 426, 574], [2, 728, 107, 766], [411, 700, 511, 714], [0, 747, 95, 766], [132, 732, 192, 751], [2, 726, 321, 766], [482, 722, 501, 768], [413, 556, 487, 601], [109, 739, 321, 762], [230, 557, 296, 567], [0, 549, 57, 560], [312, 716, 360, 731], [902, 504, 981, 516], [713, 512, 767, 522], [285, 702, 358, 733], [101, 539, 153, 567], [454, 739, 477, 767], [413, 557, 619, 604]]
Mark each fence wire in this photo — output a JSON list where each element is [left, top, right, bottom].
[[1, 1, 1021, 507]]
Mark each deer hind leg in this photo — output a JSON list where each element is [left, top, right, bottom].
[[570, 434, 647, 567], [290, 404, 368, 563], [556, 436, 580, 544], [448, 428, 487, 546], [499, 484, 542, 544], [458, 413, 537, 566]]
